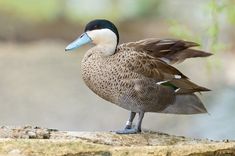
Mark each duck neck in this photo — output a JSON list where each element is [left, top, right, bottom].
[[94, 43, 117, 56]]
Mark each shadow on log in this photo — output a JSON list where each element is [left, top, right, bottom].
[[0, 126, 234, 156]]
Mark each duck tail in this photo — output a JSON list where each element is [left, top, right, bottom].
[[160, 94, 208, 114], [168, 78, 211, 94]]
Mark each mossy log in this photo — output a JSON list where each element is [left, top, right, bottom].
[[0, 126, 234, 156]]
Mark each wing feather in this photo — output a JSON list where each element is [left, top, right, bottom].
[[119, 38, 212, 64], [128, 52, 187, 81], [117, 39, 211, 93]]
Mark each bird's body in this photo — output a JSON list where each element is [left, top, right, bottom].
[[65, 19, 212, 134], [81, 39, 209, 113], [82, 47, 175, 112]]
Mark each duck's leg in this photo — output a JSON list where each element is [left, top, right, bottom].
[[125, 111, 136, 129], [116, 111, 144, 134], [136, 112, 145, 132]]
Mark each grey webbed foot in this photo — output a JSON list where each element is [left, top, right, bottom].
[[115, 128, 141, 134], [115, 111, 145, 134]]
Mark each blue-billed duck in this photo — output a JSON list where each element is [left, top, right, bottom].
[[65, 19, 212, 134]]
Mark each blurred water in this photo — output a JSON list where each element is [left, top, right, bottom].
[[0, 41, 234, 140]]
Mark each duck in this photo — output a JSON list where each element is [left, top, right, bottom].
[[65, 19, 212, 134]]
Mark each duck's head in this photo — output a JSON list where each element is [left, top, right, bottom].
[[65, 19, 119, 56]]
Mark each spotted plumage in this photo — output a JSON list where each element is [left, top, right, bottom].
[[65, 19, 212, 134]]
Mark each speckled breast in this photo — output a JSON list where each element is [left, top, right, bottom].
[[81, 50, 127, 104]]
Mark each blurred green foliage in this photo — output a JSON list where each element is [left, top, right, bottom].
[[205, 0, 226, 53], [0, 0, 61, 21], [0, 0, 234, 51], [0, 0, 162, 22], [167, 0, 235, 71], [132, 0, 162, 18], [169, 0, 234, 54], [168, 20, 201, 43], [226, 4, 235, 24]]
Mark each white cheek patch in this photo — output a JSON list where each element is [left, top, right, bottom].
[[86, 29, 117, 56], [86, 29, 117, 45]]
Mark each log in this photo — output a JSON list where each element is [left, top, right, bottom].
[[0, 126, 234, 156]]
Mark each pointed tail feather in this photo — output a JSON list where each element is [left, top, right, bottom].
[[160, 94, 208, 114], [168, 79, 211, 94]]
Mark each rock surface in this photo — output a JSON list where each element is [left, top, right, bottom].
[[0, 126, 235, 156]]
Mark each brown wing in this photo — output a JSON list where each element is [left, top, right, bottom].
[[127, 51, 188, 81], [117, 40, 211, 93], [119, 38, 212, 64]]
